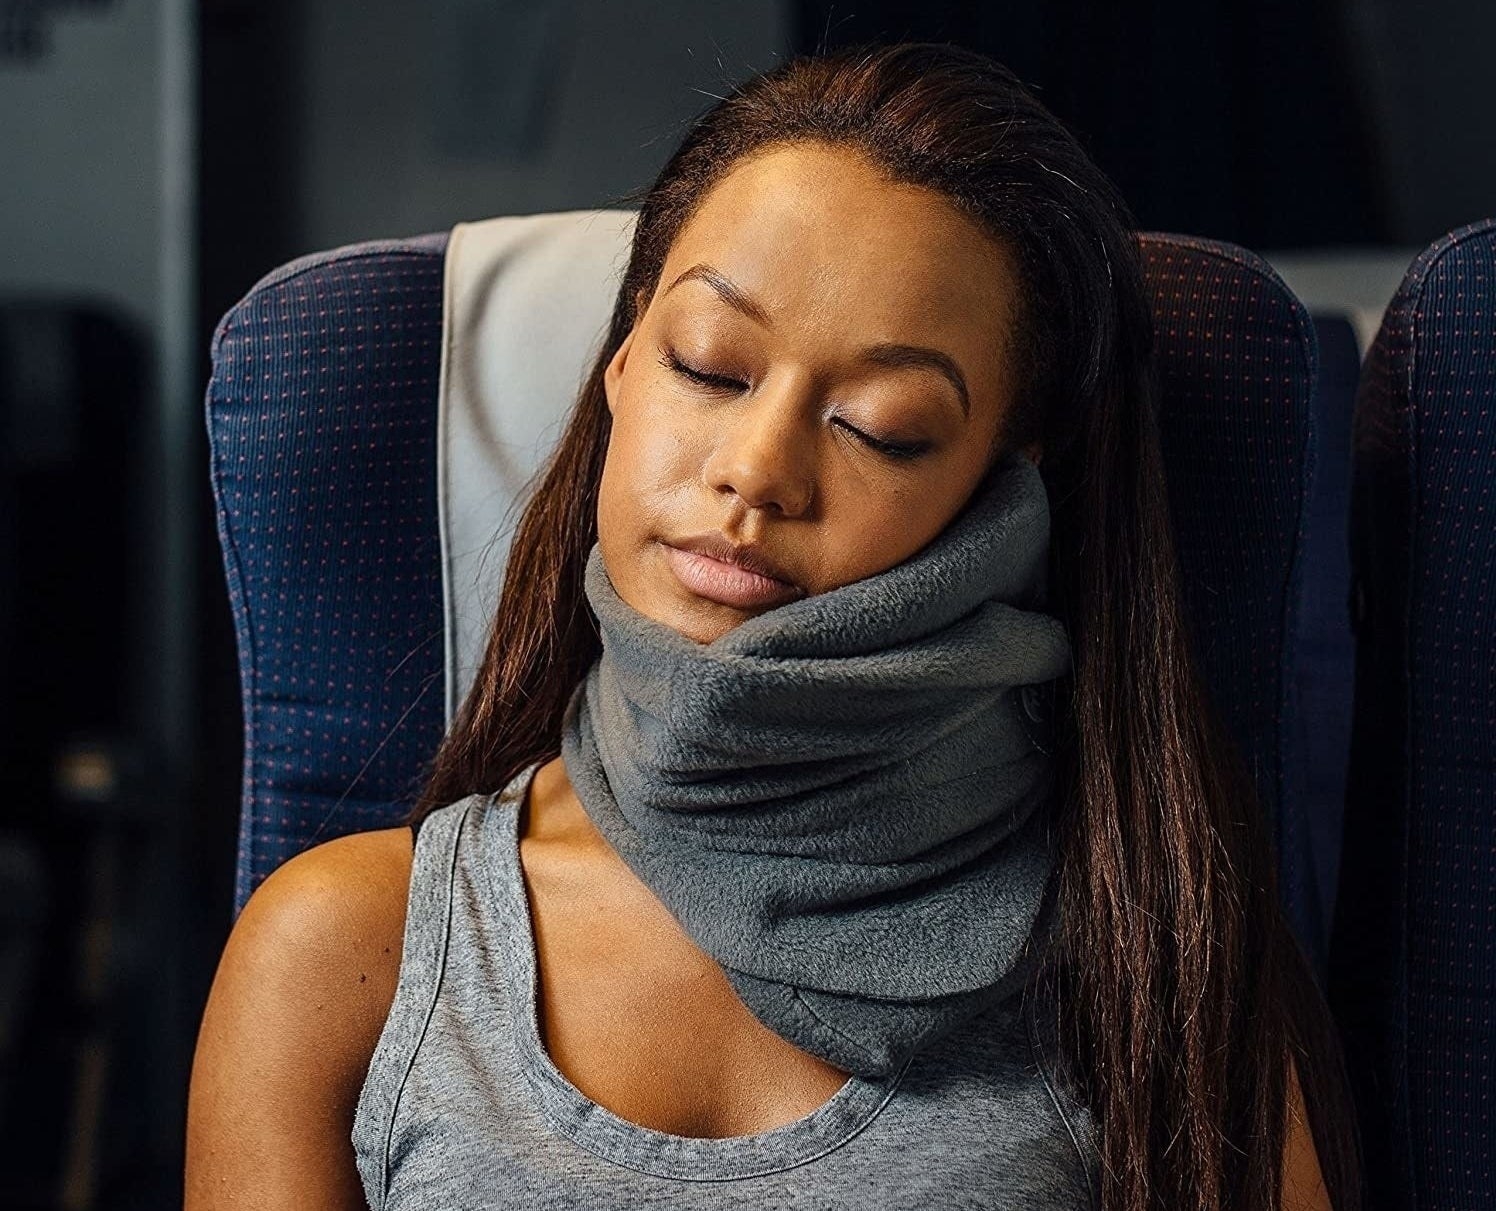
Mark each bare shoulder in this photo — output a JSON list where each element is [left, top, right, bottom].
[[225, 825, 415, 1054], [184, 825, 415, 1210]]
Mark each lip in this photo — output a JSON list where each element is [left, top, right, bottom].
[[662, 535, 805, 609]]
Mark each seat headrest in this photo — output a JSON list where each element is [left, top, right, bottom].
[[440, 210, 637, 721]]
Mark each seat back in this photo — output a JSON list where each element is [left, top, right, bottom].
[[208, 220, 1324, 957], [1329, 217, 1496, 1211], [1137, 235, 1324, 977], [206, 235, 449, 915]]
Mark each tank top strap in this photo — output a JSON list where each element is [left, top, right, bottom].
[[351, 790, 488, 1210], [1023, 964, 1101, 1209]]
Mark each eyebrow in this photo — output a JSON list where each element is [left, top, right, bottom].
[[665, 262, 972, 419]]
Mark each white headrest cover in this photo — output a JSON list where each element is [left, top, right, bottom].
[[439, 210, 638, 724]]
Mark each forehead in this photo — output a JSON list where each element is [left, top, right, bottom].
[[657, 141, 1019, 360]]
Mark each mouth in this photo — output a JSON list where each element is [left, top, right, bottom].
[[661, 538, 805, 609]]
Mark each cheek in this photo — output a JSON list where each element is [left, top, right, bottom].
[[814, 503, 931, 582], [599, 382, 706, 534], [632, 392, 702, 481], [810, 476, 975, 587]]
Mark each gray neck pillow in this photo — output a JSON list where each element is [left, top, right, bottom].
[[559, 450, 1073, 1078]]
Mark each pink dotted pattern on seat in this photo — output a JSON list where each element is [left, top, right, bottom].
[[1140, 232, 1321, 963]]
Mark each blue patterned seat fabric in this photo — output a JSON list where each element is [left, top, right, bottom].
[[206, 226, 1324, 997], [1330, 217, 1496, 1211], [1137, 234, 1324, 979], [206, 234, 450, 917]]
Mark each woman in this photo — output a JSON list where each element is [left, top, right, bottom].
[[186, 42, 1362, 1210]]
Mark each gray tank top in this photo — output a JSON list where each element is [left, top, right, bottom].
[[352, 760, 1101, 1209]]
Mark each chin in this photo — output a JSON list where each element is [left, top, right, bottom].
[[664, 592, 751, 646]]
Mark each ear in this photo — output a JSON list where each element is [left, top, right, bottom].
[[1022, 440, 1044, 468], [603, 326, 637, 417]]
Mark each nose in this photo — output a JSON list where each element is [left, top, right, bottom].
[[701, 389, 814, 517]]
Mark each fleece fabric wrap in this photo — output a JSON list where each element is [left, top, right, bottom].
[[559, 449, 1073, 1077]]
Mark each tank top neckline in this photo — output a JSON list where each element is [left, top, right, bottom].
[[476, 758, 914, 1181]]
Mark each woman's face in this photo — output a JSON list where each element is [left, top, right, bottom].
[[599, 140, 1036, 644]]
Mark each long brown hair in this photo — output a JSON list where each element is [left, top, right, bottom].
[[409, 41, 1362, 1211]]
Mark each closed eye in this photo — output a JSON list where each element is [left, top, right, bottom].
[[833, 419, 931, 461], [658, 345, 933, 462], [659, 347, 746, 392]]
